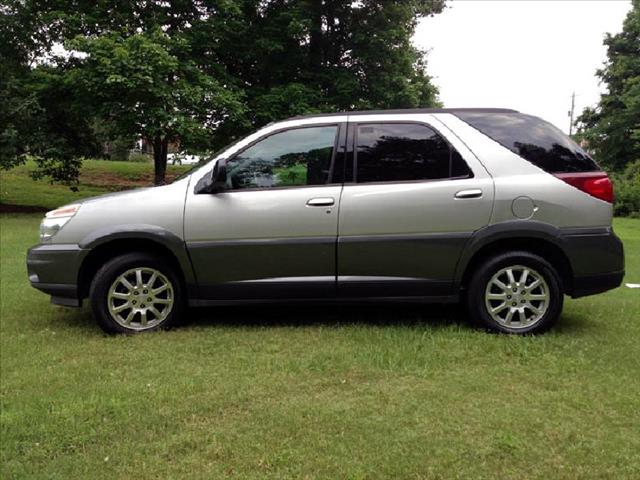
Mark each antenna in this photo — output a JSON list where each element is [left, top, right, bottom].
[[568, 91, 576, 137]]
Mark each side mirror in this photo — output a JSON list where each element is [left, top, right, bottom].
[[194, 159, 227, 194], [210, 159, 227, 193]]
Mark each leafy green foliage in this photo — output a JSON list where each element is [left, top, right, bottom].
[[612, 159, 640, 217], [577, 0, 640, 172], [220, 0, 444, 130], [0, 2, 102, 188], [67, 28, 245, 184], [0, 67, 103, 189], [1, 0, 444, 185]]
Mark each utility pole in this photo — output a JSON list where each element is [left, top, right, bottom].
[[568, 91, 575, 137]]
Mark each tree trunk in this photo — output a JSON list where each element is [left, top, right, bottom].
[[153, 135, 169, 186], [309, 0, 324, 71]]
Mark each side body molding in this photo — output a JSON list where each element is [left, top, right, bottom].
[[79, 224, 198, 287]]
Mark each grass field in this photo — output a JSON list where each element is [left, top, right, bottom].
[[1, 212, 639, 477], [0, 159, 190, 210]]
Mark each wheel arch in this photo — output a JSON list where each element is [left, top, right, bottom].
[[77, 225, 196, 299], [456, 221, 574, 295]]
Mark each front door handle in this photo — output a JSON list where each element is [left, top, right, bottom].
[[306, 197, 335, 207], [455, 189, 483, 199]]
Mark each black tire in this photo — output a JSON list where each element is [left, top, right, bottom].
[[89, 252, 184, 334], [466, 251, 563, 334]]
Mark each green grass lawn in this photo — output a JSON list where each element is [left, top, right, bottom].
[[0, 159, 191, 210], [1, 213, 639, 479]]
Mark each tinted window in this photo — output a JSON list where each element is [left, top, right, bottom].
[[225, 126, 337, 190], [455, 112, 600, 173], [355, 123, 471, 183]]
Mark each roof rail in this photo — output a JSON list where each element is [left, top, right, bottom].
[[284, 107, 519, 121]]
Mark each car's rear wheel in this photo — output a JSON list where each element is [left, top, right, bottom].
[[467, 251, 563, 334], [90, 252, 184, 334]]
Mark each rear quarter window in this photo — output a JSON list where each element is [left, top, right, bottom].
[[455, 112, 600, 173]]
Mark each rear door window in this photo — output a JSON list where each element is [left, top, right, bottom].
[[354, 123, 472, 183], [455, 112, 600, 173]]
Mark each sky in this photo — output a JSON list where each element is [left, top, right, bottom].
[[414, 0, 633, 133]]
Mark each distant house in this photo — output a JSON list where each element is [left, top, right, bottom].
[[137, 138, 181, 156]]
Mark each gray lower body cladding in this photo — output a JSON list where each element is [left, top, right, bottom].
[[186, 232, 470, 301], [27, 244, 88, 307], [26, 226, 624, 306], [561, 227, 625, 297]]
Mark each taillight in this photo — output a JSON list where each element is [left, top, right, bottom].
[[553, 172, 614, 203]]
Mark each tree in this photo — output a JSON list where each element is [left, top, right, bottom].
[[0, 1, 103, 187], [214, 1, 444, 129], [576, 0, 640, 171], [1, 1, 249, 185], [1, 0, 444, 186], [68, 29, 244, 185]]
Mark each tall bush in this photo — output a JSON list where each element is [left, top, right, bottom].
[[612, 159, 640, 217]]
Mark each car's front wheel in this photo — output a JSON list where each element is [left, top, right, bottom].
[[467, 251, 563, 334], [90, 252, 184, 334]]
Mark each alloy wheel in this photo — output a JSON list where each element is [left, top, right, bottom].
[[484, 264, 550, 330], [107, 267, 174, 331]]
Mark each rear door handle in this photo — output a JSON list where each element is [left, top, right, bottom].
[[455, 189, 483, 199], [306, 197, 335, 207]]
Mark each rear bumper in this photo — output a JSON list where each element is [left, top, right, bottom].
[[27, 244, 87, 307], [571, 270, 625, 298], [562, 227, 624, 298]]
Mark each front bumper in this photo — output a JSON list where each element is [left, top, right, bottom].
[[27, 244, 88, 307], [562, 227, 625, 298]]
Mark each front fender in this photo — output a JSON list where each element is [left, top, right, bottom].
[[79, 224, 197, 286]]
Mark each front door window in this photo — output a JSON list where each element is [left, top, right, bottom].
[[225, 126, 338, 190]]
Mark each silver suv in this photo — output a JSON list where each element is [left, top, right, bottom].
[[27, 108, 624, 334]]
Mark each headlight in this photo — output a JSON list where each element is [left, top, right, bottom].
[[40, 204, 81, 241]]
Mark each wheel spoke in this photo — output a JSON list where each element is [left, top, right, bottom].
[[152, 284, 168, 295], [140, 310, 148, 327], [491, 302, 508, 314], [526, 303, 540, 315], [148, 272, 158, 288], [491, 279, 508, 291], [120, 276, 134, 291], [528, 294, 547, 300], [518, 309, 527, 323], [149, 306, 163, 319], [520, 268, 529, 285], [123, 309, 135, 325], [528, 279, 542, 290], [154, 298, 172, 304], [112, 302, 130, 313], [135, 269, 143, 288], [504, 309, 515, 324], [506, 268, 516, 285], [487, 292, 507, 300], [111, 292, 130, 300]]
